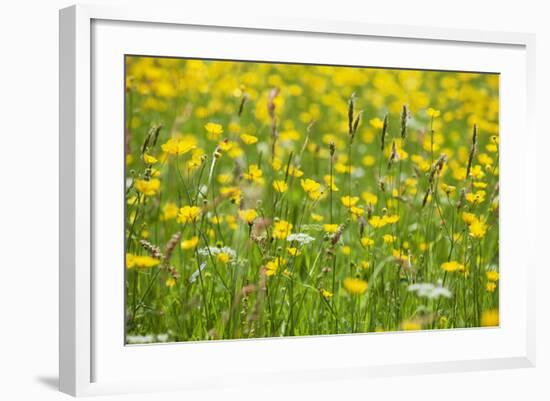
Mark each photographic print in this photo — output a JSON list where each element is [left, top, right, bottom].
[[124, 56, 499, 344]]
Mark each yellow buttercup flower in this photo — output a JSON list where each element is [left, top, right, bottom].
[[383, 234, 396, 244], [287, 165, 304, 178], [469, 219, 487, 238], [126, 253, 160, 269], [272, 180, 288, 193], [243, 164, 263, 184], [360, 237, 374, 247], [177, 205, 201, 224], [361, 191, 378, 205], [135, 178, 160, 196], [161, 138, 196, 155], [441, 261, 465, 272], [273, 220, 293, 239], [368, 215, 387, 229], [323, 224, 339, 233], [142, 153, 158, 164], [486, 271, 499, 281], [320, 288, 333, 299], [265, 257, 285, 276], [383, 214, 400, 224], [427, 107, 441, 118], [402, 320, 422, 331], [465, 190, 486, 204], [204, 122, 223, 139], [301, 178, 322, 199], [481, 309, 499, 327], [238, 209, 257, 224], [323, 175, 339, 191], [217, 252, 230, 265], [462, 212, 477, 225], [287, 247, 301, 257], [181, 236, 199, 251], [343, 278, 368, 295], [369, 117, 384, 129], [240, 133, 258, 145], [341, 195, 359, 208], [311, 213, 324, 222], [341, 245, 351, 255], [161, 202, 178, 221], [350, 206, 364, 217]]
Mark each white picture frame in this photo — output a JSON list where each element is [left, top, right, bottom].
[[59, 4, 536, 397]]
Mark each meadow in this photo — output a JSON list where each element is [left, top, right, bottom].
[[124, 56, 499, 343]]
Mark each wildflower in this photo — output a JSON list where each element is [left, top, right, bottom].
[[343, 278, 368, 295], [311, 213, 324, 222], [272, 180, 288, 193], [383, 214, 400, 224], [273, 220, 293, 239], [323, 175, 339, 191], [402, 320, 422, 331], [204, 122, 223, 139], [126, 253, 160, 269], [362, 155, 376, 166], [350, 206, 364, 218], [465, 190, 486, 204], [287, 247, 301, 256], [408, 281, 452, 299], [142, 153, 158, 164], [301, 178, 322, 200], [462, 212, 477, 225], [486, 271, 499, 281], [286, 233, 315, 245], [198, 246, 236, 261], [341, 195, 359, 208], [469, 219, 487, 238], [243, 164, 263, 184], [135, 178, 160, 196], [486, 282, 497, 292], [217, 173, 232, 185], [427, 107, 441, 118], [361, 237, 374, 247], [287, 165, 304, 177], [165, 278, 176, 288], [177, 205, 201, 224], [181, 236, 199, 251], [383, 234, 396, 244], [341, 246, 351, 255], [480, 309, 499, 327], [473, 181, 488, 189], [440, 183, 456, 195], [361, 191, 378, 205], [360, 261, 370, 270], [323, 224, 339, 233], [238, 209, 257, 225], [217, 252, 231, 265], [265, 257, 285, 276], [240, 133, 258, 145], [161, 202, 179, 221], [368, 215, 387, 228], [441, 261, 465, 273], [320, 288, 333, 299], [486, 143, 498, 153], [392, 249, 408, 264], [161, 138, 196, 155], [220, 186, 242, 205], [369, 117, 384, 129]]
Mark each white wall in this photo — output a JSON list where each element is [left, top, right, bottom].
[[0, 0, 547, 400]]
